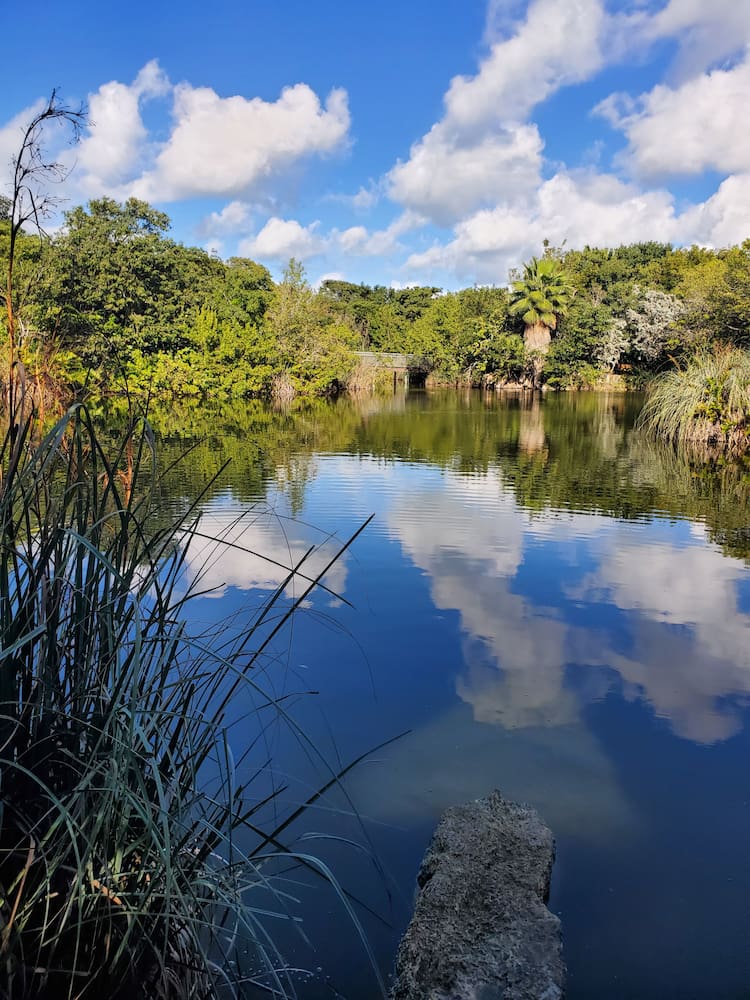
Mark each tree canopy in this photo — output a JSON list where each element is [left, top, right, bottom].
[[1, 195, 749, 399]]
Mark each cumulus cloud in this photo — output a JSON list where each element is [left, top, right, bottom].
[[570, 536, 750, 743], [77, 60, 170, 192], [196, 200, 254, 240], [314, 270, 346, 290], [184, 500, 348, 603], [0, 99, 46, 182], [679, 173, 750, 247], [638, 0, 750, 76], [405, 169, 681, 282], [378, 0, 750, 282], [239, 217, 324, 260], [327, 183, 381, 210], [337, 225, 368, 252], [597, 52, 750, 177], [389, 125, 543, 226], [8, 1, 750, 285], [335, 210, 424, 256], [37, 61, 351, 209], [234, 209, 424, 265], [443, 0, 603, 132], [134, 82, 350, 201], [380, 456, 750, 745], [387, 0, 603, 226]]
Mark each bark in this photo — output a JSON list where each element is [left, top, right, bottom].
[[524, 322, 552, 390], [524, 321, 552, 354]]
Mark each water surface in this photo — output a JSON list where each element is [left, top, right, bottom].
[[149, 390, 750, 999]]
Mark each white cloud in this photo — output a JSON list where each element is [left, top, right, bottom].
[[335, 210, 425, 256], [381, 458, 750, 745], [78, 60, 170, 191], [234, 209, 424, 266], [203, 239, 224, 258], [239, 217, 324, 260], [183, 496, 347, 603], [679, 173, 750, 247], [444, 0, 603, 133], [389, 125, 543, 226], [350, 185, 379, 209], [386, 0, 604, 227], [405, 169, 681, 282], [572, 537, 750, 743], [134, 82, 350, 201], [0, 99, 46, 184], [378, 0, 750, 282], [384, 469, 582, 730], [338, 225, 368, 252], [536, 171, 680, 244], [596, 542, 750, 663], [597, 52, 750, 177], [197, 200, 254, 239], [389, 280, 421, 290], [28, 64, 349, 209], [328, 183, 381, 210], [313, 270, 346, 290], [640, 0, 750, 76], [482, 0, 532, 44]]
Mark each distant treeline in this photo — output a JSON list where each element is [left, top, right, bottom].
[[2, 196, 749, 398]]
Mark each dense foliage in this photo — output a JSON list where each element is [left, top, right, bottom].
[[2, 198, 750, 400]]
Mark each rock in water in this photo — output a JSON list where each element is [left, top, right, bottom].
[[391, 790, 565, 999]]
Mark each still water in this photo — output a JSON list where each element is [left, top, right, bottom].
[[152, 390, 750, 999]]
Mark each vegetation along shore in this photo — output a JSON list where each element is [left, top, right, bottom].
[[5, 191, 750, 452]]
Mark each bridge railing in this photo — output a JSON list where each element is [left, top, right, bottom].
[[354, 351, 430, 372]]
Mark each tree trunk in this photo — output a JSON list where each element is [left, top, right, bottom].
[[524, 322, 551, 389], [524, 321, 551, 354]]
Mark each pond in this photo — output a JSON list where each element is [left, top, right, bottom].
[[148, 389, 750, 999]]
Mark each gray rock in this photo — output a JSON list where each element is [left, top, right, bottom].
[[391, 790, 565, 1000]]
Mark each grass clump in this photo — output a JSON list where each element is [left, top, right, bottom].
[[0, 392, 380, 999], [640, 347, 750, 456]]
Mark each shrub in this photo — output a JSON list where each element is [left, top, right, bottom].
[[640, 347, 750, 454]]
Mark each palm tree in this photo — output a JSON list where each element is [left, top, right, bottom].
[[510, 257, 574, 384]]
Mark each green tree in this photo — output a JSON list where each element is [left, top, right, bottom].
[[688, 242, 750, 345], [509, 257, 574, 383], [267, 260, 357, 396], [1, 93, 85, 381], [46, 198, 178, 360], [545, 298, 614, 388]]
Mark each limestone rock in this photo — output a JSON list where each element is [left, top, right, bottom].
[[391, 790, 565, 1000]]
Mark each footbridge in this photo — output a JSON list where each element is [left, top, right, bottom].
[[354, 352, 431, 387]]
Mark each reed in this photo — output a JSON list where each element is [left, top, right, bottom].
[[640, 347, 750, 456], [0, 392, 381, 999], [346, 360, 395, 396]]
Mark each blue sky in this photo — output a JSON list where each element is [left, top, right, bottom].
[[3, 0, 749, 289]]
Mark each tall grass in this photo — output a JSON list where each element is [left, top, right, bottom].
[[640, 347, 750, 455], [345, 360, 396, 396], [0, 392, 382, 999]]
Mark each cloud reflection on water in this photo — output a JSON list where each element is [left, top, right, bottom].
[[348, 707, 640, 841], [180, 489, 349, 604], [385, 467, 750, 746]]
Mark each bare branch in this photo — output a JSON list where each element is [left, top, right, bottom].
[[9, 90, 87, 242], [4, 91, 88, 413]]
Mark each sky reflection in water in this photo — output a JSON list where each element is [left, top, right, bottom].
[[159, 392, 750, 999]]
